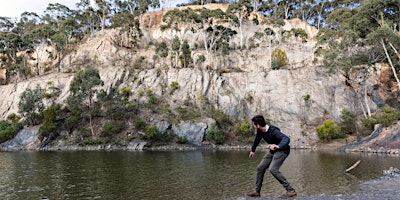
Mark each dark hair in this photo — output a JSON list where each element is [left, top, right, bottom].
[[252, 115, 266, 127]]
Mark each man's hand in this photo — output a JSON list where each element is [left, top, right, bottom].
[[249, 151, 255, 158], [269, 144, 280, 151]]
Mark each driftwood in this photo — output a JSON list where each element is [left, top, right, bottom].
[[345, 160, 361, 173]]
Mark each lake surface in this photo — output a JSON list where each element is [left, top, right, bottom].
[[0, 149, 398, 200]]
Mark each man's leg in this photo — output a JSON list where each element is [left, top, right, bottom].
[[255, 152, 273, 192], [268, 151, 294, 191]]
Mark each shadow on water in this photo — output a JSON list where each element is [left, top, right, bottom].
[[0, 150, 398, 200]]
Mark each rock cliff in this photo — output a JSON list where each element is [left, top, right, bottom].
[[0, 4, 396, 149]]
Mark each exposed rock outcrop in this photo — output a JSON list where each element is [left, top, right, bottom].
[[0, 4, 397, 149]]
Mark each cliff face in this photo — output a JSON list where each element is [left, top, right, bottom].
[[0, 5, 395, 148]]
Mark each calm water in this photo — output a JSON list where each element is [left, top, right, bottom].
[[0, 149, 399, 200]]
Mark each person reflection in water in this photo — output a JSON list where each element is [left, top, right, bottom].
[[246, 115, 297, 198]]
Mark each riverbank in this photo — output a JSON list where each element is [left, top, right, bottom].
[[233, 169, 400, 200]]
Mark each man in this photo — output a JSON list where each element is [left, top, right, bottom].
[[246, 115, 297, 198]]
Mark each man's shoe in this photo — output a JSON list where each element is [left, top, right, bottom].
[[280, 189, 297, 198], [246, 190, 260, 197]]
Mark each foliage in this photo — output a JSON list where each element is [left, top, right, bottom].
[[18, 84, 44, 125], [205, 123, 225, 144], [316, 120, 346, 142], [271, 48, 288, 69], [66, 66, 104, 135], [101, 121, 126, 137], [338, 109, 356, 135], [6, 113, 21, 123], [179, 40, 193, 68], [290, 28, 308, 41], [0, 120, 23, 143], [234, 119, 254, 142], [141, 126, 175, 145], [177, 136, 188, 144], [39, 104, 60, 139], [80, 137, 110, 145], [362, 106, 400, 132]]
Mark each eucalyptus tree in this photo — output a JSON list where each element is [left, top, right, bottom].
[[43, 3, 80, 71], [0, 17, 16, 32], [93, 0, 113, 30], [317, 0, 400, 117], [67, 66, 104, 136], [18, 84, 45, 125], [111, 0, 161, 48], [259, 0, 299, 19], [227, 0, 253, 49], [0, 32, 23, 64], [162, 7, 237, 55], [76, 0, 100, 36]]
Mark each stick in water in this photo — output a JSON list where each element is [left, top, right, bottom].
[[345, 160, 361, 173]]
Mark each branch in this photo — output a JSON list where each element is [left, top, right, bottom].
[[345, 160, 361, 173]]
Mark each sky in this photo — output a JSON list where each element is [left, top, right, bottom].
[[0, 0, 188, 19]]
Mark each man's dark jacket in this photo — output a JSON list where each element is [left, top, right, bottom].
[[251, 125, 290, 154]]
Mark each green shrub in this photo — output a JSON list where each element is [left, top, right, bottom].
[[271, 48, 288, 69], [141, 126, 175, 145], [290, 28, 308, 41], [205, 123, 225, 144], [134, 119, 146, 129], [7, 113, 21, 123], [362, 106, 400, 132], [177, 136, 188, 144], [0, 120, 23, 143], [120, 86, 131, 97], [39, 105, 59, 139], [339, 109, 356, 134], [101, 121, 126, 136], [234, 120, 254, 142], [316, 120, 346, 142], [80, 137, 109, 145]]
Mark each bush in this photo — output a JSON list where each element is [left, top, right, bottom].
[[271, 48, 288, 69], [80, 137, 110, 145], [7, 113, 21, 123], [101, 121, 126, 136], [177, 136, 188, 144], [0, 120, 23, 143], [339, 109, 356, 134], [316, 120, 346, 142], [205, 123, 225, 144], [39, 105, 58, 138], [141, 126, 175, 145], [362, 106, 400, 132], [290, 28, 308, 41], [234, 120, 254, 142]]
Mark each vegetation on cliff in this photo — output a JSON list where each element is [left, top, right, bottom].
[[0, 0, 399, 148]]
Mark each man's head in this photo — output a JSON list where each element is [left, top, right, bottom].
[[251, 115, 266, 127]]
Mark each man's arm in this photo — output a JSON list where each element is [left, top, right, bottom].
[[251, 132, 262, 152], [275, 130, 290, 149]]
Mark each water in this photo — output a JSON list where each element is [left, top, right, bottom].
[[0, 150, 398, 200]]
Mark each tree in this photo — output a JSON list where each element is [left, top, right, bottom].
[[316, 0, 400, 118], [180, 40, 193, 68], [68, 66, 104, 136], [162, 7, 237, 55], [93, 0, 112, 30], [76, 0, 100, 36], [227, 0, 253, 49], [18, 84, 44, 125], [155, 41, 169, 66], [0, 17, 16, 32]]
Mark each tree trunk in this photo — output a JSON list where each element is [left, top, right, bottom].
[[89, 98, 95, 136], [381, 39, 400, 91]]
